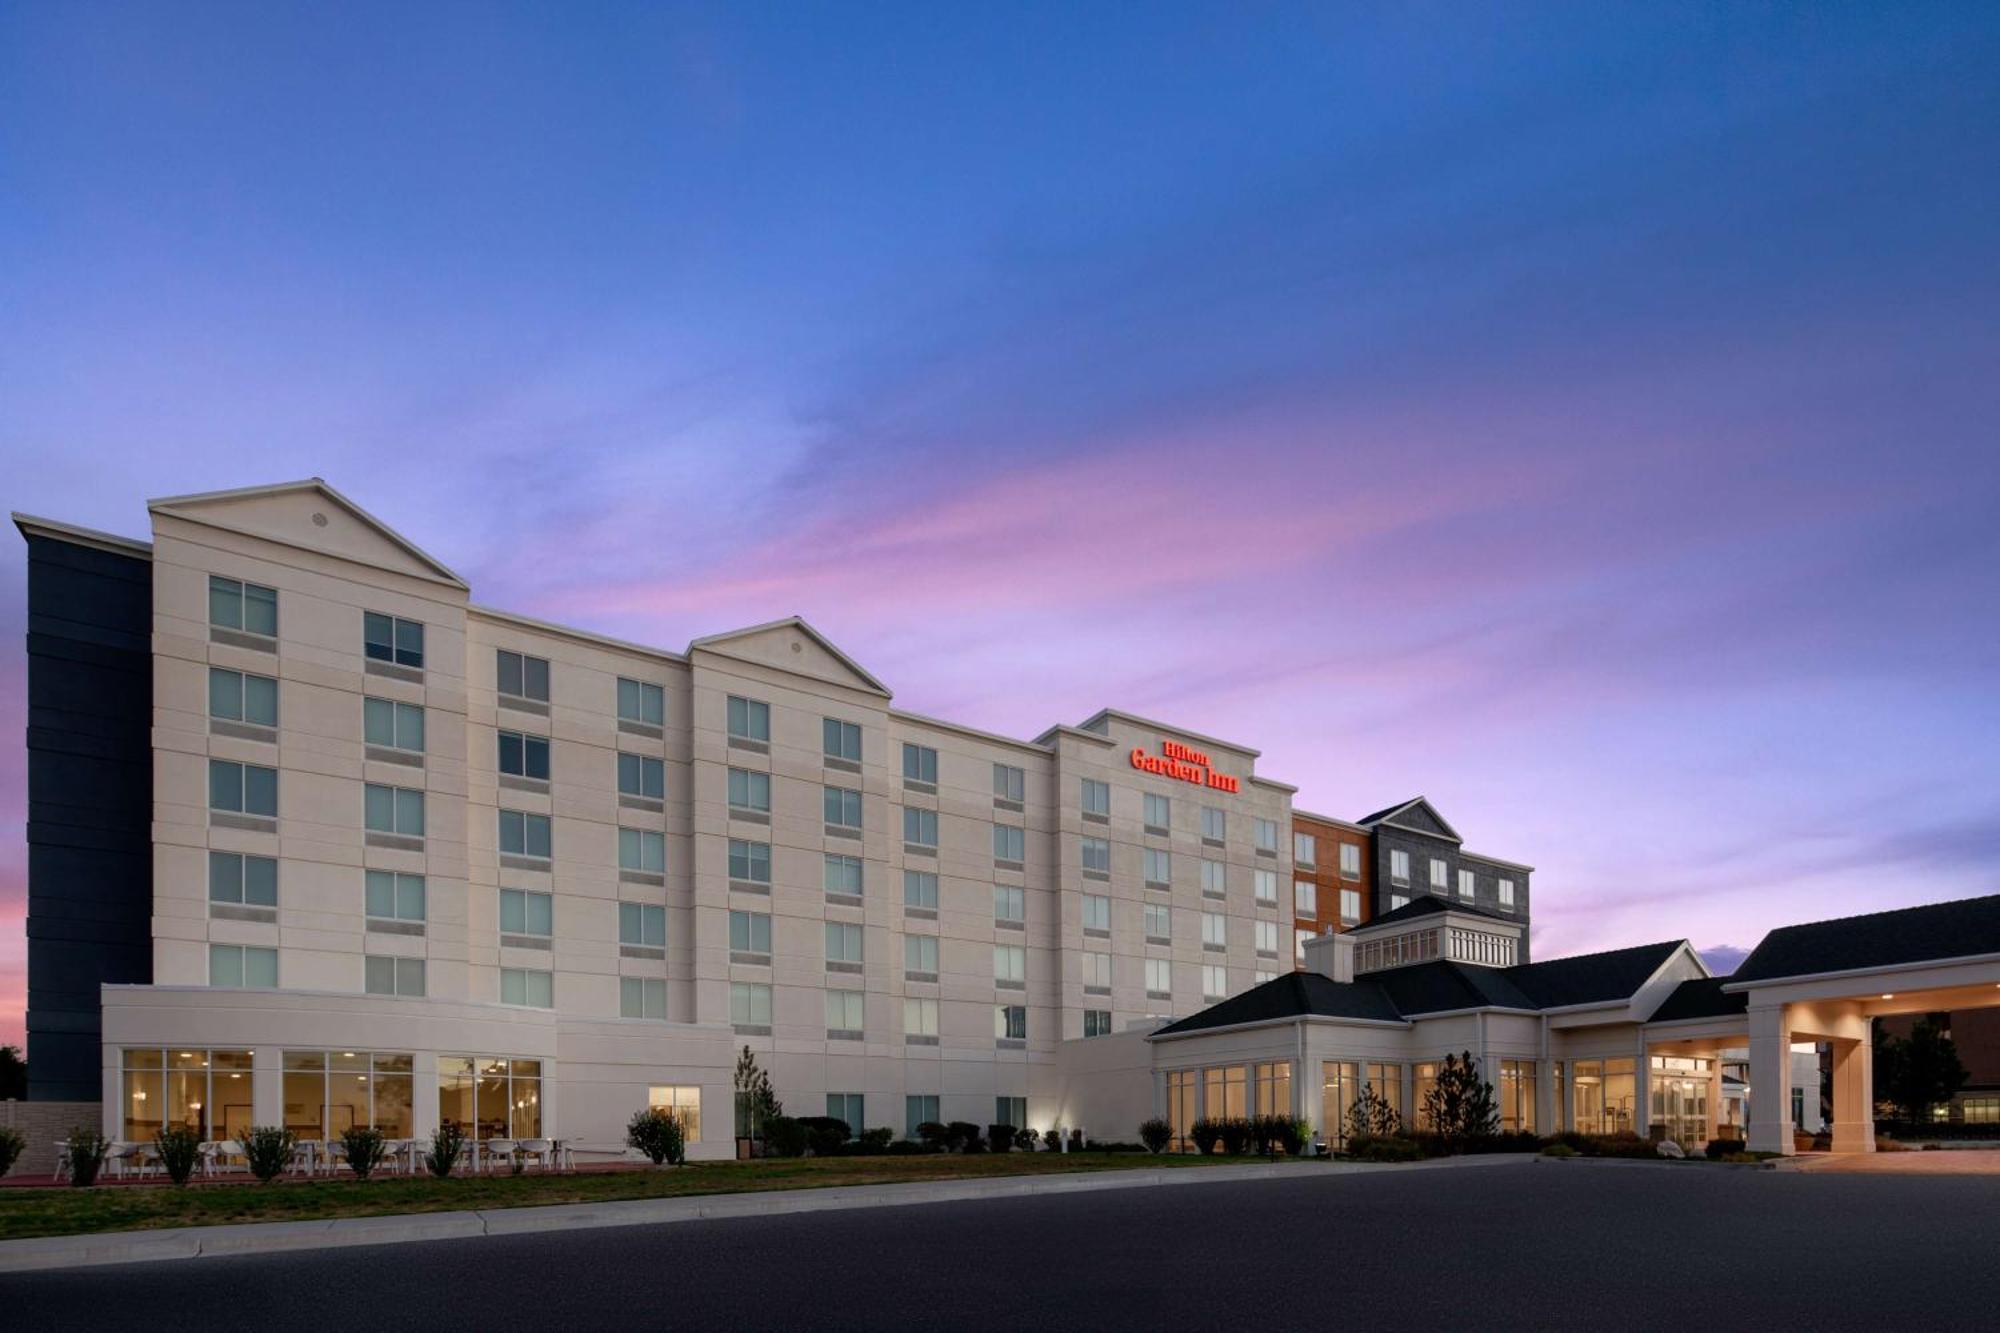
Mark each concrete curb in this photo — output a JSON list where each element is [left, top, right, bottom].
[[0, 1155, 1526, 1273]]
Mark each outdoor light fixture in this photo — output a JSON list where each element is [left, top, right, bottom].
[[1881, 992, 1895, 999]]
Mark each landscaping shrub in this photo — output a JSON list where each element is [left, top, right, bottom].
[[341, 1126, 390, 1179], [796, 1116, 852, 1157], [1540, 1144, 1578, 1159], [1703, 1136, 1746, 1160], [155, 1124, 204, 1186], [1014, 1127, 1039, 1151], [425, 1122, 465, 1178], [1218, 1118, 1253, 1156], [627, 1107, 688, 1166], [1248, 1115, 1279, 1155], [243, 1125, 296, 1183], [1348, 1134, 1425, 1162], [1139, 1118, 1173, 1154], [1469, 1130, 1542, 1155], [1190, 1118, 1221, 1155], [1087, 1141, 1147, 1153], [945, 1121, 984, 1153], [0, 1125, 25, 1179], [859, 1127, 895, 1153], [987, 1123, 1015, 1154], [885, 1139, 922, 1156], [1281, 1118, 1313, 1156], [916, 1122, 950, 1152], [65, 1126, 110, 1187], [762, 1116, 810, 1158]]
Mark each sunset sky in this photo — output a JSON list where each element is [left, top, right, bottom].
[[2, 4, 1997, 1049]]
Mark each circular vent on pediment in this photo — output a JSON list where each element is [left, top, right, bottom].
[[311, 512, 329, 527]]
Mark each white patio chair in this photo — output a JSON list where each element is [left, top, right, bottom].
[[518, 1138, 554, 1172], [484, 1138, 518, 1173]]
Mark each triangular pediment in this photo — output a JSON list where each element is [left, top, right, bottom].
[[1360, 796, 1462, 843], [688, 617, 891, 698], [149, 480, 466, 589]]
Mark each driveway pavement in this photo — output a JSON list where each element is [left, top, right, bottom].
[[1788, 1147, 2000, 1174]]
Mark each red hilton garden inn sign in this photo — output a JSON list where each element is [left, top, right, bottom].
[[1130, 739, 1240, 794]]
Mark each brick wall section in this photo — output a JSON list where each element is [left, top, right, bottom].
[[0, 1100, 103, 1177], [1289, 813, 1370, 964]]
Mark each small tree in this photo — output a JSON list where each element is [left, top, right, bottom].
[[65, 1126, 110, 1187], [1138, 1117, 1173, 1154], [242, 1126, 295, 1182], [0, 1126, 25, 1179], [155, 1124, 204, 1186], [426, 1122, 466, 1178], [1346, 1086, 1401, 1141], [1875, 1018, 1969, 1127], [627, 1107, 688, 1165], [342, 1126, 390, 1180], [1422, 1052, 1500, 1153], [0, 1043, 26, 1100], [733, 1046, 782, 1143]]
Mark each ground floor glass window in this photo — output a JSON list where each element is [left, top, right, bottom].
[[439, 1056, 542, 1139], [1499, 1059, 1537, 1135], [121, 1048, 253, 1142], [647, 1085, 702, 1142]]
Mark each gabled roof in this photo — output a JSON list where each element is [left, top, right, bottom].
[[1728, 893, 2000, 986], [1151, 971, 1404, 1037], [1647, 977, 1749, 1024], [1355, 796, 1463, 843], [686, 616, 891, 698], [1501, 940, 1689, 1009], [1368, 960, 1540, 1015], [148, 478, 468, 588], [1354, 895, 1523, 933]]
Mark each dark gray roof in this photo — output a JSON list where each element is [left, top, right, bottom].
[[1648, 976, 1749, 1023], [1359, 895, 1522, 932], [1355, 797, 1425, 826], [1502, 940, 1686, 1009], [1151, 971, 1404, 1037], [1730, 893, 2000, 984], [1368, 960, 1539, 1014]]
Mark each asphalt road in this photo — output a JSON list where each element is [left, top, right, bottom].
[[8, 1160, 1998, 1330]]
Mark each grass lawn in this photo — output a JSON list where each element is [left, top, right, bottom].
[[0, 1152, 1286, 1242]]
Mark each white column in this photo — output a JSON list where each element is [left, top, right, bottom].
[[1748, 1004, 1793, 1155], [253, 1045, 285, 1129], [1706, 1057, 1725, 1145], [1830, 1037, 1875, 1154], [1634, 1032, 1652, 1141]]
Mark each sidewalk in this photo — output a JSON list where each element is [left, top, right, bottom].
[[0, 1154, 1527, 1273]]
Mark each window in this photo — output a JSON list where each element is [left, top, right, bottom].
[[278, 1050, 415, 1143], [209, 667, 278, 727], [726, 695, 769, 742], [496, 650, 550, 703], [823, 785, 863, 828], [365, 870, 426, 922], [994, 824, 1025, 861], [728, 838, 770, 883], [903, 806, 938, 847], [1498, 878, 1516, 909], [728, 767, 771, 812], [646, 1085, 702, 1141], [826, 989, 865, 1033], [994, 944, 1025, 983], [501, 968, 554, 1008], [904, 934, 938, 974], [439, 1056, 541, 1140], [1390, 893, 1410, 910], [1144, 902, 1171, 940], [997, 1095, 1028, 1130], [1254, 869, 1277, 904], [210, 760, 278, 817], [1390, 850, 1410, 885], [1430, 858, 1448, 889], [1143, 792, 1170, 829], [902, 743, 938, 784], [824, 854, 863, 897], [1294, 832, 1316, 866], [497, 809, 550, 857], [620, 902, 666, 947], [1340, 843, 1361, 879], [1458, 868, 1476, 899], [1294, 880, 1317, 916], [1145, 957, 1172, 996], [620, 977, 668, 1020], [365, 783, 424, 837], [364, 697, 425, 752], [1083, 1010, 1113, 1038], [1081, 893, 1110, 932], [1339, 888, 1362, 923], [1143, 848, 1171, 885], [210, 944, 277, 989], [618, 752, 664, 798], [1202, 964, 1228, 999], [1201, 859, 1225, 896], [823, 717, 861, 761], [825, 921, 864, 964], [993, 763, 1025, 801], [904, 997, 939, 1038], [209, 575, 276, 637], [1080, 778, 1110, 816], [904, 869, 938, 909], [619, 828, 665, 874], [1202, 912, 1227, 948], [906, 1094, 940, 1137], [729, 908, 772, 953], [499, 731, 552, 780], [617, 678, 664, 726], [994, 884, 1025, 923], [826, 1093, 864, 1133], [730, 981, 772, 1027], [1255, 920, 1279, 954], [1081, 836, 1111, 873], [499, 888, 553, 938], [1499, 1060, 1537, 1135], [366, 955, 427, 997], [209, 851, 278, 907], [995, 1004, 1027, 1041], [1254, 818, 1279, 853], [1295, 928, 1314, 961], [364, 612, 424, 668], [1084, 952, 1113, 989], [1201, 806, 1226, 841]]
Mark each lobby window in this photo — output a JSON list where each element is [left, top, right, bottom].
[[1145, 957, 1172, 997], [826, 989, 865, 1035], [1254, 868, 1277, 905], [730, 981, 772, 1028], [728, 767, 771, 813], [120, 1048, 255, 1143], [1499, 1060, 1537, 1135], [618, 752, 664, 798], [210, 944, 277, 989], [1205, 1065, 1248, 1121], [1202, 912, 1227, 948], [1430, 858, 1448, 890], [211, 759, 278, 817], [440, 1056, 540, 1141], [1081, 836, 1111, 874], [1498, 878, 1516, 909], [500, 888, 553, 940], [365, 955, 426, 998], [1254, 1061, 1293, 1118], [1339, 843, 1361, 879], [499, 731, 552, 780], [1083, 1009, 1112, 1038], [994, 944, 1026, 984], [1081, 893, 1110, 932], [364, 612, 424, 668], [903, 806, 938, 848], [209, 667, 278, 727], [1201, 964, 1228, 1000], [1294, 880, 1316, 917], [823, 717, 862, 761], [905, 934, 939, 976], [904, 869, 939, 909], [365, 870, 426, 923], [1389, 850, 1410, 885], [497, 650, 550, 703], [906, 1094, 940, 1138], [1254, 919, 1278, 955], [904, 996, 939, 1039], [1080, 778, 1110, 817], [498, 809, 550, 858], [1363, 1063, 1404, 1127], [729, 910, 772, 955], [210, 575, 278, 637], [1294, 832, 1316, 867], [209, 851, 278, 908], [1295, 928, 1314, 962], [1201, 805, 1225, 842], [1166, 1069, 1197, 1151], [728, 838, 771, 884], [824, 785, 863, 829], [826, 1093, 864, 1133], [1143, 847, 1171, 886], [620, 976, 668, 1016], [364, 697, 425, 753], [902, 742, 938, 785], [1412, 1063, 1439, 1128], [726, 695, 769, 742], [620, 902, 666, 948], [1201, 859, 1226, 897], [1144, 902, 1171, 941], [993, 763, 1025, 802], [618, 677, 665, 727], [1253, 818, 1279, 854], [287, 1050, 417, 1142], [649, 1085, 702, 1141], [994, 884, 1026, 924], [1339, 888, 1362, 923], [1143, 792, 1170, 830], [366, 783, 425, 837], [996, 1004, 1027, 1041], [619, 828, 665, 874], [824, 853, 864, 898], [1458, 868, 1476, 899], [825, 921, 864, 965], [994, 824, 1025, 862], [1084, 951, 1113, 990]]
